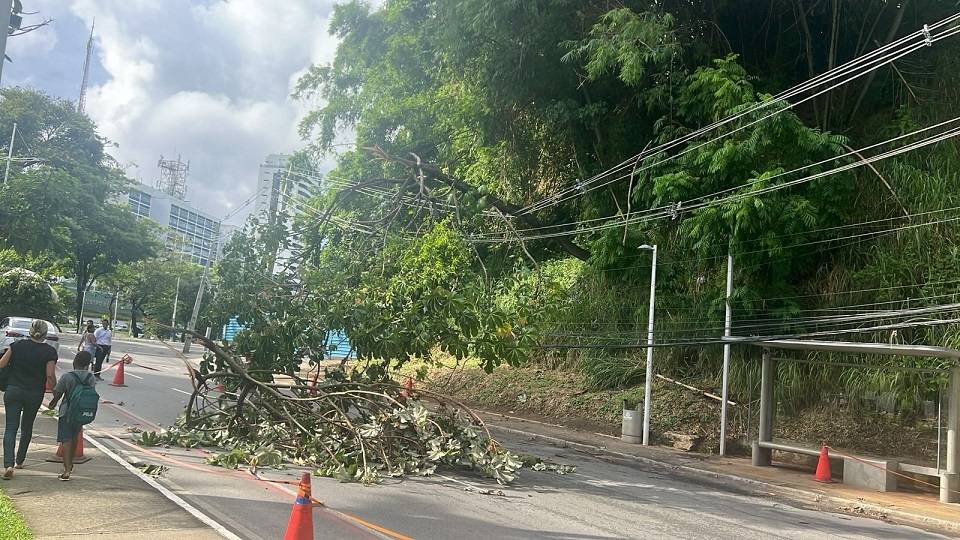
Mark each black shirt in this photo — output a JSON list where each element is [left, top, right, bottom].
[[7, 339, 58, 393]]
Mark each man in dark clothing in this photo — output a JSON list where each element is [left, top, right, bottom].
[[92, 319, 112, 381]]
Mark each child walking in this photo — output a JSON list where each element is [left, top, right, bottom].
[[47, 351, 98, 481]]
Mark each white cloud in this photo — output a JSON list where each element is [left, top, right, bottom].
[[50, 0, 345, 222]]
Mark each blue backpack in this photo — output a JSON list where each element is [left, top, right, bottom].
[[66, 372, 100, 425]]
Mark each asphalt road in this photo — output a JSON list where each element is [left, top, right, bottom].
[[55, 336, 951, 540]]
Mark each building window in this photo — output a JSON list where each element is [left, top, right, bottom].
[[128, 190, 151, 218], [168, 204, 221, 265]]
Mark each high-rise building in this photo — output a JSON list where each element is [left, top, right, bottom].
[[127, 184, 222, 266], [253, 154, 322, 227]]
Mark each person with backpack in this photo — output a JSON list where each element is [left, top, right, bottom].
[[47, 351, 99, 481], [0, 320, 58, 480]]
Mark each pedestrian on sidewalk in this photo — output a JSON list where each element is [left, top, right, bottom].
[[47, 351, 97, 481], [78, 321, 96, 358], [92, 319, 112, 381], [1, 320, 58, 479]]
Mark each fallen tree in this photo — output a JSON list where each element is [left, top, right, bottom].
[[136, 331, 523, 485]]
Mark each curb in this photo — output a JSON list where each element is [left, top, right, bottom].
[[486, 423, 960, 536]]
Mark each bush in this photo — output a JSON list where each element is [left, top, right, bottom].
[[0, 268, 61, 321]]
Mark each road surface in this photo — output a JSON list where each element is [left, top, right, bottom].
[[56, 337, 949, 540]]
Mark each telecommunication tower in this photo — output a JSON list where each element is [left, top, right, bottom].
[[156, 154, 189, 199], [77, 20, 95, 114]]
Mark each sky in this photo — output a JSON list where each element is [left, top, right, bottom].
[[5, 0, 348, 224]]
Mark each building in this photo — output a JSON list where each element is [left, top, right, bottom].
[[127, 183, 222, 266], [253, 154, 322, 227]]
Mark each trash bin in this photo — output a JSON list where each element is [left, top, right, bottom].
[[622, 400, 642, 444]]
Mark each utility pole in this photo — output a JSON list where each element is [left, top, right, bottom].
[[3, 122, 15, 184], [171, 276, 180, 329], [183, 263, 209, 354], [639, 244, 658, 446], [112, 287, 121, 329], [719, 252, 734, 456], [0, 0, 13, 84]]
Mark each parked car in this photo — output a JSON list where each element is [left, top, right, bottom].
[[113, 320, 129, 331], [0, 317, 62, 356]]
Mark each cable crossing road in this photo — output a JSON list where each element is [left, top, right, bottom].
[[65, 336, 950, 540]]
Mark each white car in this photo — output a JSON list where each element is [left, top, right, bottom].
[[113, 320, 129, 331], [0, 317, 62, 356]]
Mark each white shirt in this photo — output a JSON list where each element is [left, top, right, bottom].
[[94, 327, 112, 346]]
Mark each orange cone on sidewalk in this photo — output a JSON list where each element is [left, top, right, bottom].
[[47, 429, 91, 464], [110, 359, 127, 387], [813, 446, 832, 483], [283, 473, 314, 540]]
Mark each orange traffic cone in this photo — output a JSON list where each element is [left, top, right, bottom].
[[283, 473, 314, 540], [400, 377, 414, 399], [110, 359, 127, 387], [813, 445, 832, 483], [47, 429, 91, 464]]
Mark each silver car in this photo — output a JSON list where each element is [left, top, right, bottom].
[[0, 317, 62, 356]]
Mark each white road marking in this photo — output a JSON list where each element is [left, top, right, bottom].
[[170, 388, 192, 396], [84, 430, 243, 540], [125, 372, 143, 379]]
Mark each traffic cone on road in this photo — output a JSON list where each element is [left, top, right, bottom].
[[110, 359, 127, 387], [47, 429, 91, 464], [283, 473, 314, 540], [813, 446, 832, 483]]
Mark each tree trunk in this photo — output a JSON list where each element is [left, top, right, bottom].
[[848, 0, 911, 123], [74, 271, 86, 333]]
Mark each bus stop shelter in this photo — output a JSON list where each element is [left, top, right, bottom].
[[749, 339, 960, 503]]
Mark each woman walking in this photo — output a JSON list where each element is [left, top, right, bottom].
[[78, 321, 96, 358], [1, 320, 58, 479]]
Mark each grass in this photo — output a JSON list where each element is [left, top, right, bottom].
[[0, 487, 31, 540], [414, 360, 941, 460]]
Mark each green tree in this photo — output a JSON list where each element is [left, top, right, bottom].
[[0, 268, 61, 322], [0, 88, 158, 327], [114, 255, 202, 338]]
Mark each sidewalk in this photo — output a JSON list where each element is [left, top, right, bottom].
[[477, 409, 960, 536], [0, 408, 223, 540]]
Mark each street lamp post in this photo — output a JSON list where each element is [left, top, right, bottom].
[[638, 244, 658, 445]]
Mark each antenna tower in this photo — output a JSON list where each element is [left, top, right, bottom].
[[157, 154, 189, 199], [77, 20, 95, 114]]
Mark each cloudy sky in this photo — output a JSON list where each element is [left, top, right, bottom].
[[6, 0, 348, 224]]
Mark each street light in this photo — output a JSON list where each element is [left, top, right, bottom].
[[638, 243, 657, 445]]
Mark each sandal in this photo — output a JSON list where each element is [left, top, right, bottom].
[[2, 467, 13, 480], [58, 471, 71, 481], [14, 463, 23, 470]]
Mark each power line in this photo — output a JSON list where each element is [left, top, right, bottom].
[[516, 14, 960, 216], [472, 118, 960, 242]]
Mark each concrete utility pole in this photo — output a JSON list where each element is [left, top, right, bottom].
[[182, 263, 209, 354], [3, 122, 15, 184], [0, 0, 12, 85], [171, 276, 180, 329], [719, 252, 734, 456], [112, 288, 121, 328], [639, 244, 658, 446]]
